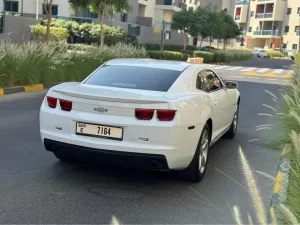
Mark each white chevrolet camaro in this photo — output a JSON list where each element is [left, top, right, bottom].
[[40, 58, 240, 182]]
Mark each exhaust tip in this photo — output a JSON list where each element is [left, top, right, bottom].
[[150, 161, 160, 169]]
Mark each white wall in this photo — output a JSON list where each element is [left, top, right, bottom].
[[1, 0, 75, 17]]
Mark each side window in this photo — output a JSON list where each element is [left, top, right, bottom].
[[196, 70, 207, 91], [204, 70, 223, 92]]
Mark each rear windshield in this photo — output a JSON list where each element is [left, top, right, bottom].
[[84, 65, 182, 92]]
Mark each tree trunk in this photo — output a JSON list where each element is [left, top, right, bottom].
[[44, 0, 53, 41], [209, 36, 212, 47], [183, 33, 187, 50], [199, 37, 204, 48], [223, 39, 226, 50], [99, 0, 107, 48]]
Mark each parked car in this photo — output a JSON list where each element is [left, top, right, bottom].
[[200, 46, 217, 51], [40, 59, 240, 182], [252, 49, 267, 58]]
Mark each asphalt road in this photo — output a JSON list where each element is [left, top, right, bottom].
[[231, 57, 293, 70], [0, 79, 284, 224]]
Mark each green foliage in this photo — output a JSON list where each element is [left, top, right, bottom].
[[147, 50, 188, 61], [41, 19, 125, 45], [30, 25, 69, 42], [267, 51, 283, 58], [193, 50, 252, 63], [145, 43, 197, 51], [193, 51, 215, 63], [0, 40, 148, 88]]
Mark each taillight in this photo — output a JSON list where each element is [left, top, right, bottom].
[[157, 110, 176, 121], [59, 99, 73, 112], [135, 109, 154, 120], [46, 96, 57, 108]]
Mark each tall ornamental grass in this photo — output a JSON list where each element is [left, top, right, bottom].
[[0, 39, 148, 88]]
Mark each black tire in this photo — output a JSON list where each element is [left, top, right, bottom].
[[182, 124, 210, 182], [53, 151, 78, 163], [224, 103, 239, 139]]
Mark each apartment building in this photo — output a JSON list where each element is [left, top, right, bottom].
[[234, 0, 300, 51]]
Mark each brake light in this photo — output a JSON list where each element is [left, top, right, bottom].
[[157, 110, 176, 121], [46, 96, 57, 108], [59, 99, 72, 112], [135, 109, 154, 120]]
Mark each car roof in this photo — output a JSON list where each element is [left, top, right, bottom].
[[105, 58, 201, 71]]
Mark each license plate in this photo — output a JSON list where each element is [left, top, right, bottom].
[[76, 122, 123, 140]]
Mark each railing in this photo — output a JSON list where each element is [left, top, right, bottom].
[[257, 0, 273, 2], [253, 30, 279, 35], [235, 15, 241, 20], [255, 12, 273, 18], [236, 0, 248, 5]]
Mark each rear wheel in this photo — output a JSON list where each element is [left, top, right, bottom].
[[183, 124, 210, 182], [224, 103, 239, 139], [53, 151, 78, 163]]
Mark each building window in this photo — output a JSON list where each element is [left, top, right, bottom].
[[251, 11, 254, 17], [298, 7, 300, 15], [0, 14, 3, 33], [292, 44, 298, 50], [223, 8, 227, 12], [43, 4, 58, 16], [4, 1, 19, 12], [295, 26, 300, 32], [165, 32, 171, 40], [121, 13, 128, 22], [128, 24, 140, 36], [285, 26, 289, 33], [282, 43, 287, 49], [193, 37, 197, 46], [249, 27, 252, 32], [287, 8, 292, 15], [82, 8, 98, 18]]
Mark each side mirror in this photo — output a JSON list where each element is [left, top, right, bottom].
[[225, 81, 238, 89]]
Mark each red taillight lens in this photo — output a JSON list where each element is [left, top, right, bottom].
[[59, 99, 72, 112], [135, 109, 154, 120], [46, 96, 57, 108], [157, 110, 176, 121]]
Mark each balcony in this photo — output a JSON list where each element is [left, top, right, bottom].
[[253, 30, 279, 36], [236, 0, 248, 5], [155, 0, 185, 11], [235, 15, 240, 20], [257, 0, 273, 2], [255, 12, 273, 18], [138, 0, 148, 5]]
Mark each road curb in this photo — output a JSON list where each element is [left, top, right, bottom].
[[270, 145, 290, 218], [0, 83, 64, 97]]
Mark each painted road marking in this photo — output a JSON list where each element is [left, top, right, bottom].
[[241, 67, 257, 72], [213, 66, 230, 70], [273, 69, 284, 74], [257, 68, 270, 73], [228, 66, 243, 71]]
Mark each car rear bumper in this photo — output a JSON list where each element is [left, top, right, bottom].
[[44, 138, 170, 170]]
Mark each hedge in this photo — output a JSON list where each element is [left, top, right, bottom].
[[145, 43, 197, 51], [30, 25, 69, 42], [267, 50, 283, 58], [40, 19, 133, 46], [194, 51, 215, 63], [147, 50, 189, 61]]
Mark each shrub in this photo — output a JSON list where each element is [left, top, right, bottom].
[[193, 51, 215, 63], [41, 19, 125, 46], [0, 40, 148, 88], [147, 50, 187, 61], [145, 43, 197, 51], [179, 50, 195, 57], [30, 25, 69, 42], [267, 50, 283, 58], [213, 50, 252, 63]]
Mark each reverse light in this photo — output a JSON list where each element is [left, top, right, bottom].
[[46, 96, 57, 108], [157, 110, 176, 121], [59, 99, 73, 112], [135, 109, 154, 120]]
